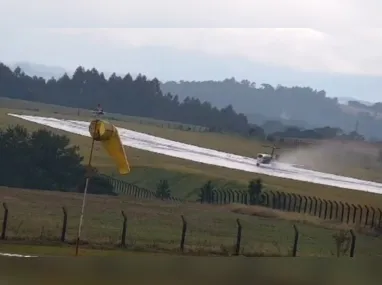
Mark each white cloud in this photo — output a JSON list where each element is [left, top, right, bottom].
[[1, 0, 382, 75], [1, 0, 377, 28], [47, 28, 382, 75]]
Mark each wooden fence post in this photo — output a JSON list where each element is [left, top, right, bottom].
[[235, 219, 242, 255], [180, 215, 187, 252], [61, 206, 68, 242], [121, 211, 127, 247], [1, 203, 8, 240]]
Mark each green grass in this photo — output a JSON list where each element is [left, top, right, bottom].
[[0, 244, 110, 257], [1, 187, 382, 257], [1, 96, 382, 259], [1, 97, 382, 207], [99, 166, 245, 199], [3, 245, 381, 285]]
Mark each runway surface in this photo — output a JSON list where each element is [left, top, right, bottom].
[[8, 113, 382, 195], [0, 252, 37, 258]]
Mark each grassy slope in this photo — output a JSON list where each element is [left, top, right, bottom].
[[1, 187, 382, 257], [0, 97, 382, 259], [1, 97, 382, 206]]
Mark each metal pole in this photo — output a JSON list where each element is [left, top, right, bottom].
[[75, 136, 96, 256]]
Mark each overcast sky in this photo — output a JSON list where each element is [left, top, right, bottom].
[[1, 0, 382, 100]]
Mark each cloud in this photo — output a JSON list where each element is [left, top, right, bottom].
[[45, 28, 382, 75], [2, 0, 381, 28], [1, 0, 382, 75]]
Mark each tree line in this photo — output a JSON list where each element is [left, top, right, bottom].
[[161, 79, 382, 140], [0, 125, 114, 195], [0, 63, 365, 141], [0, 63, 249, 135], [348, 100, 382, 114], [251, 121, 364, 142], [156, 177, 265, 205]]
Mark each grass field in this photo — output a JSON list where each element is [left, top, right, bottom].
[[2, 248, 381, 285], [1, 97, 382, 207], [1, 97, 382, 259], [1, 187, 382, 257]]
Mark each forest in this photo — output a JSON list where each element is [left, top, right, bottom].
[[0, 125, 114, 194], [0, 63, 249, 135], [0, 63, 367, 141], [348, 100, 382, 114], [161, 79, 382, 140]]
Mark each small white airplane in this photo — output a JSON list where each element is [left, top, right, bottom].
[[256, 153, 273, 166], [256, 145, 280, 166]]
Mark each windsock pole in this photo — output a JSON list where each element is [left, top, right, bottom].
[[75, 123, 98, 256], [74, 119, 130, 256]]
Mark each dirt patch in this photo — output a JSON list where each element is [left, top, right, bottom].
[[225, 203, 357, 232], [278, 140, 382, 180]]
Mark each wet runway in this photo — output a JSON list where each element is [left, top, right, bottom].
[[8, 113, 382, 195]]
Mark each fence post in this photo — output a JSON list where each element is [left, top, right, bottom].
[[291, 194, 297, 212], [333, 201, 339, 220], [287, 193, 292, 211], [229, 189, 236, 203], [221, 191, 226, 204], [349, 230, 356, 257], [240, 191, 246, 205], [120, 211, 127, 247], [263, 192, 269, 207], [345, 203, 351, 224], [364, 206, 370, 227], [292, 224, 299, 257], [276, 191, 282, 209], [307, 197, 312, 214], [235, 219, 242, 256], [1, 203, 8, 240], [358, 205, 363, 225], [282, 193, 287, 210], [352, 204, 357, 224], [199, 189, 205, 204], [299, 195, 304, 213], [212, 190, 219, 204], [328, 201, 333, 220], [61, 207, 68, 242], [323, 200, 328, 219], [270, 191, 276, 209], [318, 199, 323, 218], [180, 215, 187, 252], [233, 190, 241, 205], [313, 197, 318, 215], [370, 207, 375, 228]]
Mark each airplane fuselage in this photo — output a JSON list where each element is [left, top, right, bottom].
[[256, 153, 273, 166]]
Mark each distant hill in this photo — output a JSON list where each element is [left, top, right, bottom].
[[160, 79, 382, 139], [9, 61, 378, 110], [6, 61, 382, 139], [9, 62, 68, 79], [0, 63, 251, 136], [337, 96, 374, 106]]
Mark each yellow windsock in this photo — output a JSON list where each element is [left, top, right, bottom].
[[89, 119, 130, 174]]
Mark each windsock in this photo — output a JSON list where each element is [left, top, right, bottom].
[[89, 119, 130, 174]]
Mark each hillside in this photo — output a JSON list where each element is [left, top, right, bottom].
[[0, 63, 249, 135], [161, 80, 382, 139], [2, 61, 381, 141]]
